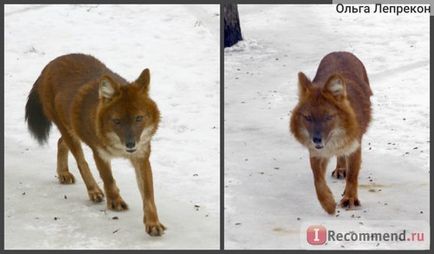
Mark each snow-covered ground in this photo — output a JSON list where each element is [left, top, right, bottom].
[[225, 5, 429, 250], [5, 4, 219, 249]]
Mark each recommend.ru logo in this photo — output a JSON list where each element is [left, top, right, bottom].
[[306, 225, 327, 245], [302, 220, 429, 249]]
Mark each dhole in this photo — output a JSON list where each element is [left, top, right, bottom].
[[25, 54, 165, 236], [290, 52, 372, 214]]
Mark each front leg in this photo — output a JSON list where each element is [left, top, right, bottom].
[[131, 153, 165, 236], [340, 147, 362, 209], [93, 151, 128, 211], [310, 156, 336, 214]]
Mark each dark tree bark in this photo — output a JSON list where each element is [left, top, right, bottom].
[[224, 4, 243, 48]]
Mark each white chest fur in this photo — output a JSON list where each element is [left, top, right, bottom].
[[310, 139, 360, 158]]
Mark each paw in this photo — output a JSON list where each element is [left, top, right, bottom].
[[145, 221, 166, 236], [332, 168, 346, 179], [88, 187, 104, 202], [316, 187, 336, 214], [321, 199, 336, 215], [107, 196, 128, 211], [340, 196, 361, 209], [58, 171, 75, 184]]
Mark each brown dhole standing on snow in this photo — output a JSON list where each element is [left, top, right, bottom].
[[290, 51, 372, 214], [25, 54, 165, 236]]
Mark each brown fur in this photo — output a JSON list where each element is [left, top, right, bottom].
[[25, 53, 165, 236], [290, 52, 372, 214]]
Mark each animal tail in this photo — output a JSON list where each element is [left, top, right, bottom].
[[25, 78, 52, 144]]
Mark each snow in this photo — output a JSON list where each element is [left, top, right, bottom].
[[5, 4, 219, 249], [224, 5, 429, 250]]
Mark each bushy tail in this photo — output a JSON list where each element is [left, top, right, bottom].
[[25, 80, 51, 144]]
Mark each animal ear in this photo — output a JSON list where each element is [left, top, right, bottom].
[[135, 68, 150, 93], [324, 74, 346, 100], [298, 72, 312, 98], [99, 75, 119, 100]]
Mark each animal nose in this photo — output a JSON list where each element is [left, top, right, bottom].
[[312, 135, 322, 144], [126, 141, 136, 149]]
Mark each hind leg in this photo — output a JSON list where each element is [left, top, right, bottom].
[[57, 137, 75, 184], [331, 156, 347, 179], [59, 131, 104, 202]]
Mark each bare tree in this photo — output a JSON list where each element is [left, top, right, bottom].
[[224, 4, 242, 48]]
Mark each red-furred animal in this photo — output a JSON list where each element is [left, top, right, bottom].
[[290, 51, 372, 214], [25, 54, 165, 236]]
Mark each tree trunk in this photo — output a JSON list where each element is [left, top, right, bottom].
[[224, 4, 243, 48]]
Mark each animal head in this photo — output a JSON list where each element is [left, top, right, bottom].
[[290, 72, 359, 152], [96, 69, 160, 153]]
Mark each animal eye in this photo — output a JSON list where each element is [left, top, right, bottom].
[[135, 115, 144, 122], [112, 118, 121, 125], [325, 115, 334, 121], [304, 115, 313, 122]]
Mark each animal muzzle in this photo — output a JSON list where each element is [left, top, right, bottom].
[[125, 139, 136, 153], [312, 133, 324, 149]]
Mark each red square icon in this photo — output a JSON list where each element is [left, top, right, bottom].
[[306, 225, 327, 245]]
